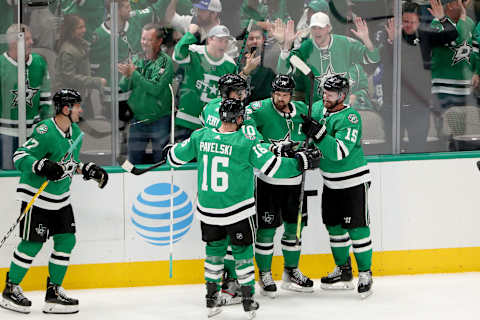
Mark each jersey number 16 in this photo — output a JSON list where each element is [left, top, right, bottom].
[[201, 155, 229, 192]]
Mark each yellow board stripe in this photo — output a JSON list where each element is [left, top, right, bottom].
[[2, 247, 480, 291]]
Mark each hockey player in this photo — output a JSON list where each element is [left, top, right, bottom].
[[0, 89, 108, 314], [164, 98, 320, 318], [245, 74, 315, 298], [301, 75, 373, 298]]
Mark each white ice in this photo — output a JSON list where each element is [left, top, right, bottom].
[[1, 273, 478, 320]]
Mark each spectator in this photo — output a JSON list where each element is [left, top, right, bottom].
[[378, 3, 432, 153], [426, 0, 475, 150], [55, 15, 107, 119], [60, 0, 106, 42], [172, 24, 236, 141], [238, 24, 276, 104], [165, 0, 222, 43], [296, 0, 329, 46], [276, 14, 379, 104], [119, 23, 174, 165], [0, 24, 52, 170], [240, 0, 290, 30]]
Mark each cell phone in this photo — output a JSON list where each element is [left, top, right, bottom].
[[250, 46, 257, 54]]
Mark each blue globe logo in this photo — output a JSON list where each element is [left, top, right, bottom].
[[131, 183, 194, 246]]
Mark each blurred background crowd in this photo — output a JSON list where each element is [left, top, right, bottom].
[[2, 0, 480, 168]]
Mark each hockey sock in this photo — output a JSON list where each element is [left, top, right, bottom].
[[205, 238, 228, 288], [255, 228, 276, 272], [224, 244, 237, 279], [48, 233, 76, 285], [8, 240, 43, 284], [231, 244, 255, 288], [348, 227, 372, 271], [326, 224, 351, 266], [281, 222, 304, 268]]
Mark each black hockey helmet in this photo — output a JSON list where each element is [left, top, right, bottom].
[[219, 98, 245, 123], [271, 74, 295, 94], [218, 73, 248, 98], [53, 88, 82, 114], [323, 75, 349, 97]]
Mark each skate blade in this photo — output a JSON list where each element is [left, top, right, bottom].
[[259, 288, 278, 299], [43, 302, 79, 314], [207, 306, 222, 318], [219, 294, 242, 306], [280, 282, 314, 293], [246, 310, 257, 319], [359, 290, 373, 299], [0, 298, 30, 314], [320, 281, 355, 290]]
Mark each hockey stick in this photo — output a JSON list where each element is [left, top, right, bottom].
[[290, 55, 314, 246], [168, 84, 175, 279], [119, 157, 166, 175], [0, 132, 84, 249], [236, 19, 254, 73]]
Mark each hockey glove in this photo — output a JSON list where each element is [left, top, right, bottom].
[[81, 162, 108, 188], [269, 141, 300, 158], [33, 158, 64, 181], [301, 114, 327, 142], [294, 147, 321, 171]]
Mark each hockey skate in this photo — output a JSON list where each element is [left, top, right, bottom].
[[43, 277, 79, 314], [219, 278, 242, 306], [258, 271, 278, 298], [281, 267, 314, 293], [0, 272, 31, 314], [240, 285, 259, 320], [357, 270, 373, 299], [205, 282, 222, 318], [320, 257, 355, 290]]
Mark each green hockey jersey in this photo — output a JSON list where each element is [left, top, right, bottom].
[[431, 17, 475, 96], [173, 32, 237, 130], [311, 102, 371, 189], [167, 125, 301, 225], [0, 53, 52, 137], [245, 98, 312, 185], [13, 119, 83, 210], [277, 35, 379, 104], [200, 97, 222, 129]]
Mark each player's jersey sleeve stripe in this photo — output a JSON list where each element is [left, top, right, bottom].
[[336, 139, 349, 160], [260, 155, 281, 177], [168, 148, 187, 167]]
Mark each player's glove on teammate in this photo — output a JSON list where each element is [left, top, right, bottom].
[[294, 147, 321, 171], [269, 141, 299, 158], [301, 114, 327, 142], [33, 158, 64, 181], [81, 162, 108, 188]]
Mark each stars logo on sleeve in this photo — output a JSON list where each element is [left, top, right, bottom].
[[450, 41, 473, 66]]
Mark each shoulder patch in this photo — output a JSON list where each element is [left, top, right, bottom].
[[36, 124, 48, 134], [348, 113, 359, 124], [250, 101, 262, 111]]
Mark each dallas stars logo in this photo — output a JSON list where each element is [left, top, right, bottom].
[[269, 131, 293, 147], [58, 151, 79, 181], [450, 41, 472, 66], [314, 64, 347, 93], [10, 78, 39, 109]]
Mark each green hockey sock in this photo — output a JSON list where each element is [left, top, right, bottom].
[[254, 228, 276, 272], [349, 227, 372, 271], [224, 244, 237, 279], [48, 233, 76, 285], [231, 244, 255, 288], [9, 240, 43, 284], [205, 238, 227, 286], [326, 224, 351, 266], [281, 222, 304, 268]]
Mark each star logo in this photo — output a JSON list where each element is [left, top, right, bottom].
[[450, 41, 472, 66], [314, 64, 347, 94], [269, 132, 293, 147], [10, 78, 39, 109], [58, 150, 79, 181]]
